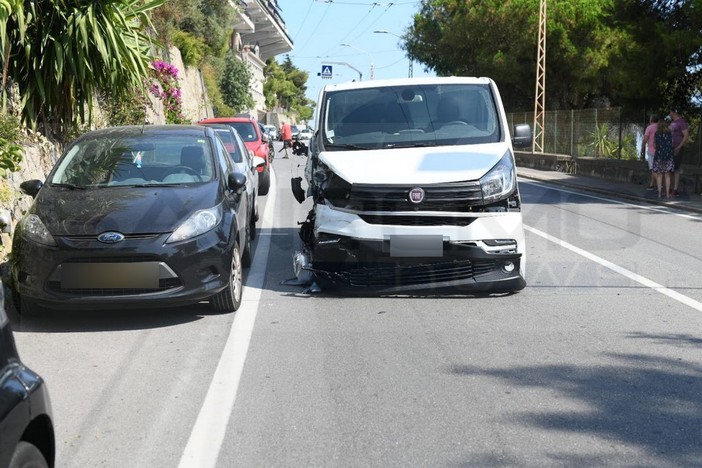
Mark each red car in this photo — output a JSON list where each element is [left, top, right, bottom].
[[199, 115, 271, 195]]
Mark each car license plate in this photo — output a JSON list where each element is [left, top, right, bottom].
[[389, 235, 443, 257], [61, 263, 160, 289]]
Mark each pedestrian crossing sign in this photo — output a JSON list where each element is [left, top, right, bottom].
[[321, 65, 333, 79]]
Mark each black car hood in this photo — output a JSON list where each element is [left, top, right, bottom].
[[33, 182, 222, 236]]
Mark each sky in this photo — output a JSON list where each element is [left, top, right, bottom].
[[275, 0, 434, 104]]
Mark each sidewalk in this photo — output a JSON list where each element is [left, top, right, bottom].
[[517, 166, 702, 215]]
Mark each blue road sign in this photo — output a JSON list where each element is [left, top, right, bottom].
[[321, 65, 333, 78]]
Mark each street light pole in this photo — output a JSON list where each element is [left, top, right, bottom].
[[372, 30, 412, 78], [341, 43, 374, 80]]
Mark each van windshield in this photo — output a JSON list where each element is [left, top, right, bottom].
[[321, 83, 502, 149]]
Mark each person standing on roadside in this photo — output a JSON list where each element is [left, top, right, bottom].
[[280, 121, 293, 158], [641, 113, 659, 191], [669, 107, 689, 197], [653, 116, 674, 198]]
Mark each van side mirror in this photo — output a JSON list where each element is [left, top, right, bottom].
[[512, 124, 532, 149]]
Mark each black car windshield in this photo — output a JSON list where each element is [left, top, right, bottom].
[[49, 134, 216, 187], [321, 83, 502, 150], [225, 122, 258, 142]]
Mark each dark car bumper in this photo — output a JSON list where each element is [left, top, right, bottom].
[[308, 234, 526, 294], [12, 227, 235, 310]]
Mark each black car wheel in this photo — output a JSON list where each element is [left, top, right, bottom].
[[210, 245, 243, 312], [258, 166, 271, 196], [241, 222, 252, 268], [9, 441, 49, 468], [249, 208, 257, 241]]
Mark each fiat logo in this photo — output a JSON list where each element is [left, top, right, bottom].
[[408, 187, 425, 204], [97, 231, 125, 243]]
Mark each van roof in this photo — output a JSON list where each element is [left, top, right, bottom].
[[321, 76, 495, 93]]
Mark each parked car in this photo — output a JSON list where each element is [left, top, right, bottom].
[[290, 125, 300, 139], [295, 76, 532, 293], [201, 123, 266, 241], [11, 125, 251, 314], [262, 124, 278, 140], [298, 127, 313, 140], [198, 115, 272, 195], [0, 281, 56, 467]]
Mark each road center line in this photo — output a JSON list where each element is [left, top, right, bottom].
[[524, 224, 702, 312], [178, 169, 277, 468]]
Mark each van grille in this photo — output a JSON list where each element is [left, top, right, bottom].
[[340, 182, 483, 212]]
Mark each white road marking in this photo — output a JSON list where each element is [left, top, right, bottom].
[[178, 170, 277, 468], [524, 224, 702, 312], [519, 178, 702, 221]]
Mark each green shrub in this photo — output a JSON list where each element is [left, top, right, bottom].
[[0, 113, 23, 177], [172, 30, 205, 68]]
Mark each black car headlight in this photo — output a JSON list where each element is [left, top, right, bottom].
[[20, 214, 57, 246], [480, 150, 517, 203], [166, 204, 223, 243]]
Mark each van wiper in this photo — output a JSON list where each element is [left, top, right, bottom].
[[325, 143, 369, 150], [51, 183, 86, 190], [384, 143, 436, 148]]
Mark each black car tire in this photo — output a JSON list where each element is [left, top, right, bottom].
[[258, 166, 271, 196], [241, 223, 252, 268], [9, 441, 49, 468], [210, 245, 243, 312], [249, 209, 257, 241]]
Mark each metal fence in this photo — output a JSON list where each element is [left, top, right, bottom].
[[506, 108, 702, 167]]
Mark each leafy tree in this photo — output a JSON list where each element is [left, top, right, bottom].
[[264, 56, 314, 120], [404, 0, 702, 115], [219, 52, 254, 113], [404, 0, 628, 111], [0, 0, 165, 139]]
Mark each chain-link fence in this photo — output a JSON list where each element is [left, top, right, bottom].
[[506, 108, 702, 167]]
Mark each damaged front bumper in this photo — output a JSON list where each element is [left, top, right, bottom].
[[303, 205, 527, 294], [308, 235, 525, 293]]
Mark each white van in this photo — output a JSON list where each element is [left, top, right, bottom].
[[292, 77, 532, 293]]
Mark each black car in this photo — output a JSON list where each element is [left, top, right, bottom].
[[11, 125, 251, 314], [0, 281, 55, 467]]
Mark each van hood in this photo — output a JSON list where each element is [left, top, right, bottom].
[[32, 182, 221, 236], [318, 143, 510, 184]]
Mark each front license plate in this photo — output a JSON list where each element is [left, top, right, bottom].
[[389, 235, 443, 257], [61, 263, 160, 289]]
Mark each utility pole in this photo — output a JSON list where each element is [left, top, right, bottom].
[[532, 0, 546, 153]]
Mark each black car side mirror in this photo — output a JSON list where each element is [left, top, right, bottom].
[[19, 179, 43, 198], [512, 124, 533, 149], [228, 172, 247, 193]]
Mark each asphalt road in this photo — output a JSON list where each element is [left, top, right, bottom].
[[10, 141, 702, 467]]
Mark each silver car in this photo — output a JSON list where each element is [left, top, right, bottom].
[[203, 124, 266, 240]]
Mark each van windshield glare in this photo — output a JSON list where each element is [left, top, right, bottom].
[[321, 83, 502, 150]]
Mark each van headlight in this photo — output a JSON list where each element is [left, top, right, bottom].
[[480, 151, 516, 203], [20, 214, 57, 246], [167, 205, 222, 243]]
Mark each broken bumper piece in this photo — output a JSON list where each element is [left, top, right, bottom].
[[309, 235, 525, 294]]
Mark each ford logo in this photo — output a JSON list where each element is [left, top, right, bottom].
[[97, 231, 125, 243], [408, 187, 425, 204]]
